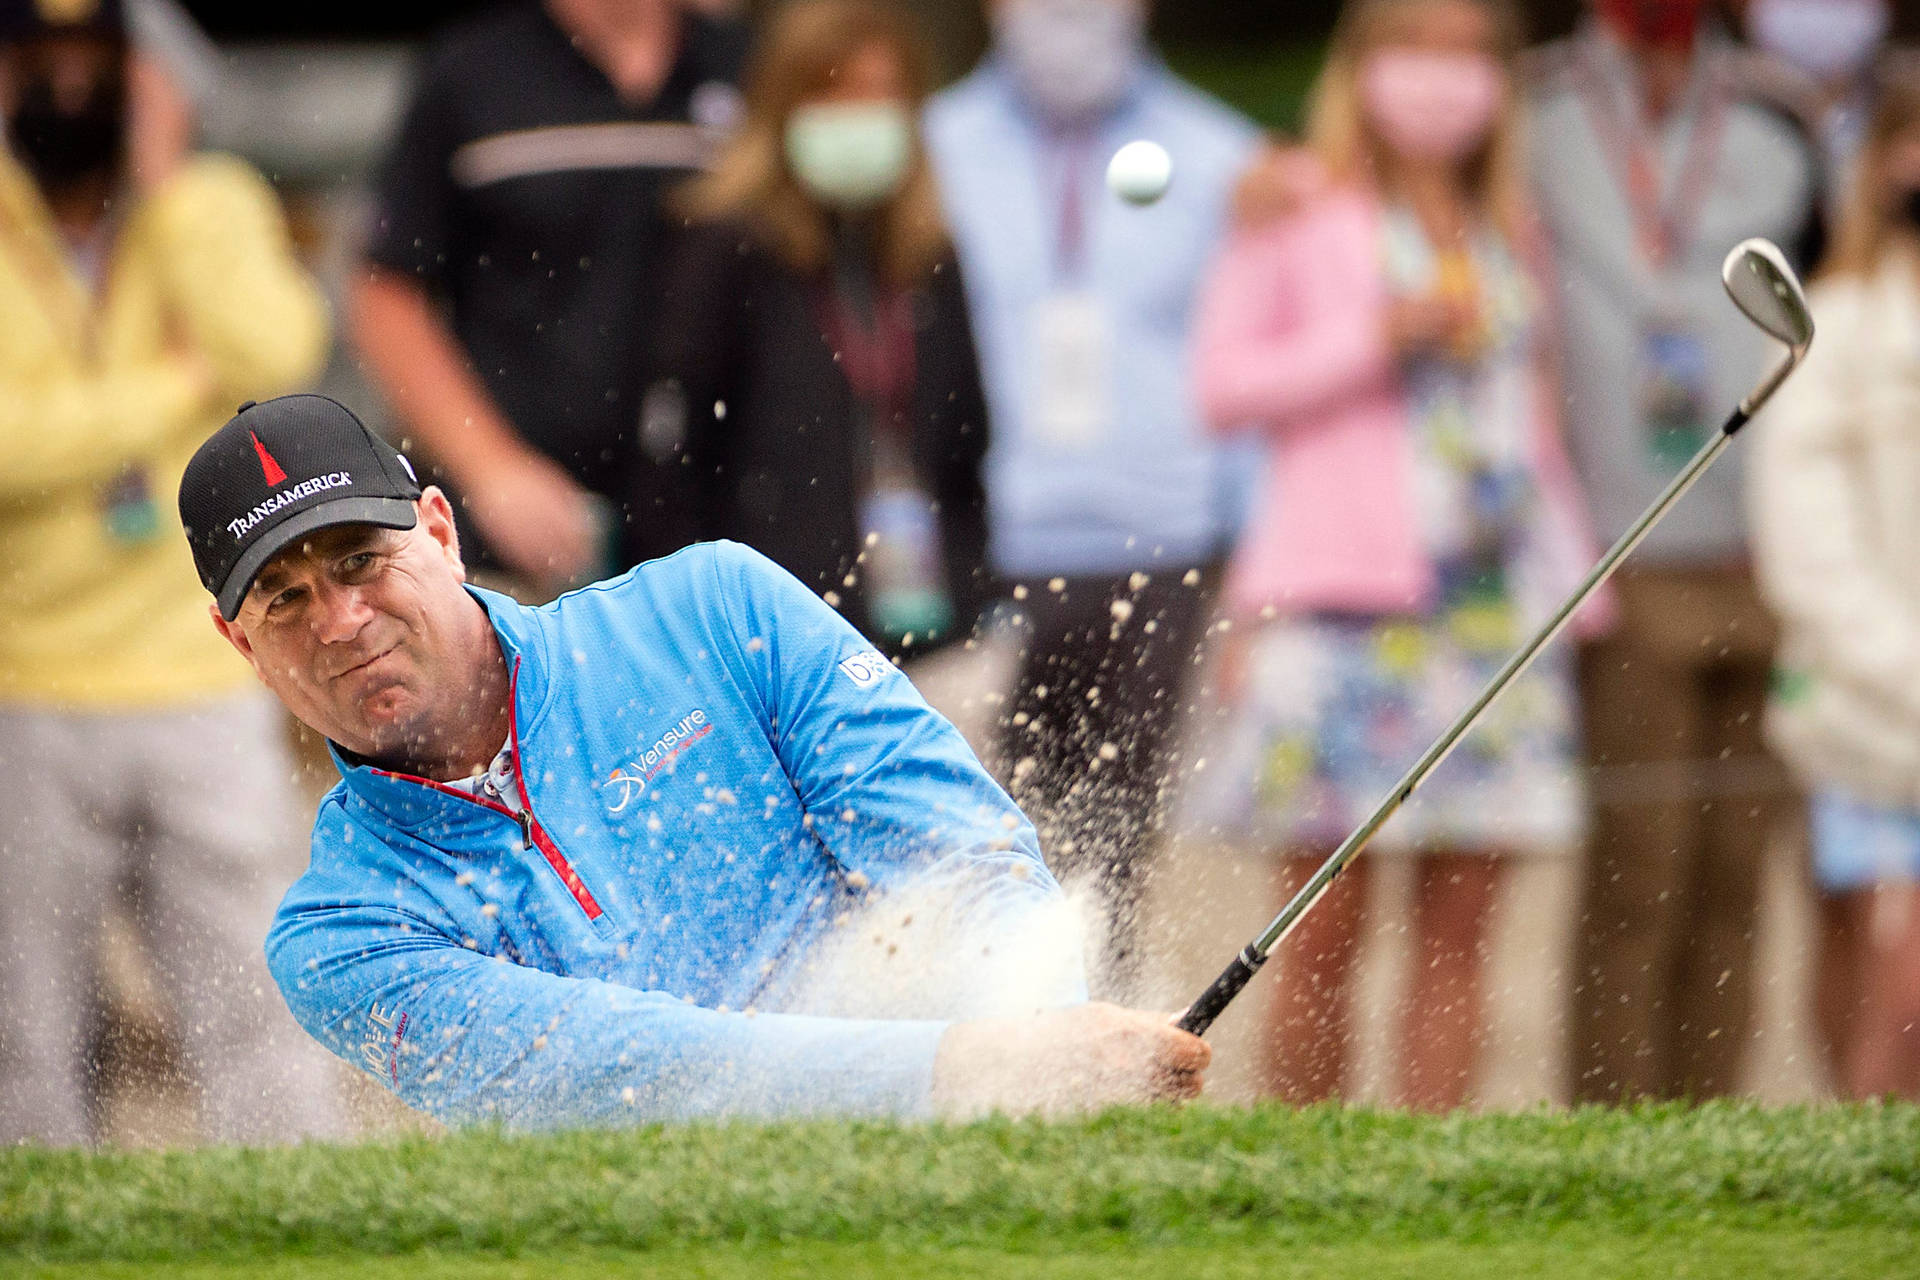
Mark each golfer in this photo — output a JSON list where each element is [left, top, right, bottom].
[[177, 395, 1207, 1129]]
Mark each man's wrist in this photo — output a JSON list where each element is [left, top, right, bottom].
[[929, 1017, 1025, 1120], [444, 435, 542, 499]]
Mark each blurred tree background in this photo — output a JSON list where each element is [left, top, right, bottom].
[[171, 0, 1585, 136], [177, 0, 1583, 43], [172, 0, 1920, 136]]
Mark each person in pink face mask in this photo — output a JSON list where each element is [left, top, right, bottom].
[[1187, 0, 1605, 1110]]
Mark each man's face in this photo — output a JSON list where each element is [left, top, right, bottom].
[[0, 34, 119, 112], [1, 33, 128, 189], [212, 491, 484, 762], [987, 0, 1149, 123]]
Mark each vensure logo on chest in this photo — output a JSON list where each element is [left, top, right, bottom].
[[604, 709, 714, 812]]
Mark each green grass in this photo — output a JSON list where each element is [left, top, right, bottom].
[[4, 1102, 1919, 1272], [10, 1227, 1917, 1279]]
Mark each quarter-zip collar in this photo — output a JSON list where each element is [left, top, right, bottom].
[[324, 584, 604, 921], [326, 584, 555, 832]]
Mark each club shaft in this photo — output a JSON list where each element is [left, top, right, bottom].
[[1177, 391, 1763, 1037]]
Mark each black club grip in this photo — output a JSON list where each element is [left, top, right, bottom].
[[1174, 950, 1264, 1036]]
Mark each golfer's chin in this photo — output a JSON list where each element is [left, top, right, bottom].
[[343, 681, 429, 757]]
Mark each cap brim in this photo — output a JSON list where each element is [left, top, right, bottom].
[[215, 496, 420, 620]]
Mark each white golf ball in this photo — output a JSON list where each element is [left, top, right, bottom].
[[1106, 139, 1172, 206]]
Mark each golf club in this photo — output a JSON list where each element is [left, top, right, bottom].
[[1175, 237, 1816, 1038]]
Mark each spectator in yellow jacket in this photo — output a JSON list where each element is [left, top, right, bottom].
[[0, 0, 344, 1144]]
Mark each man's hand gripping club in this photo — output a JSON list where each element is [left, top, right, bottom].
[[929, 1003, 1211, 1119]]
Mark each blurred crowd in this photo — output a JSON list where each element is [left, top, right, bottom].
[[4, 0, 1920, 1145]]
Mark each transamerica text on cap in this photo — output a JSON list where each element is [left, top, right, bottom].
[[225, 473, 355, 540]]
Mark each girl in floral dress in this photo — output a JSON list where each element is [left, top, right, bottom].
[[1191, 0, 1604, 1108]]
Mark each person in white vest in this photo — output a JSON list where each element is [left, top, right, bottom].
[[1751, 58, 1920, 1102]]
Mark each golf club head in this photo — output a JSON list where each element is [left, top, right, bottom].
[[1722, 238, 1814, 352]]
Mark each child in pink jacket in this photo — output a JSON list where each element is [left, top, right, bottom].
[[1189, 0, 1602, 1110]]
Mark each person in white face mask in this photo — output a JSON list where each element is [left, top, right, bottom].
[[920, 0, 1260, 1001], [642, 0, 994, 665], [1743, 0, 1892, 200]]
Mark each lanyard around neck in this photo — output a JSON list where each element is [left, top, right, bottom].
[[1576, 42, 1730, 271], [1047, 128, 1095, 282], [821, 250, 918, 435]]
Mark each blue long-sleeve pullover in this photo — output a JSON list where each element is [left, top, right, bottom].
[[266, 541, 1079, 1130]]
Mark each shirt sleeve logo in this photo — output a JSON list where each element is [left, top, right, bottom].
[[837, 649, 892, 688]]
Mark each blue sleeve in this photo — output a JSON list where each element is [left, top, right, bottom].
[[705, 541, 1087, 1003], [268, 809, 949, 1132]]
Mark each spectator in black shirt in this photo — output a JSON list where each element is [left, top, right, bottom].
[[353, 0, 746, 596], [643, 0, 990, 659]]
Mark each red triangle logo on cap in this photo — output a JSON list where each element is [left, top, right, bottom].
[[250, 431, 287, 487]]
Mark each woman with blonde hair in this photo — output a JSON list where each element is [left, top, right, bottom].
[[1189, 0, 1604, 1108], [1752, 55, 1920, 1101], [641, 0, 987, 659]]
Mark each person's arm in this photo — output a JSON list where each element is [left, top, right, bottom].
[[1749, 283, 1920, 722], [273, 803, 1196, 1128], [704, 540, 1084, 1007], [0, 359, 206, 500], [267, 833, 949, 1131], [148, 155, 329, 397], [1225, 140, 1329, 229], [1191, 200, 1398, 434], [349, 271, 597, 588], [698, 542, 1220, 1105], [351, 51, 597, 588]]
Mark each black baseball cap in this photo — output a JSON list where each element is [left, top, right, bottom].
[[0, 0, 127, 43], [179, 395, 423, 620]]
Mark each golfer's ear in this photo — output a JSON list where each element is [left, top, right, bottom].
[[210, 604, 258, 668], [417, 486, 465, 582]]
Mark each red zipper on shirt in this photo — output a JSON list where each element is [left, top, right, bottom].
[[370, 659, 604, 922]]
